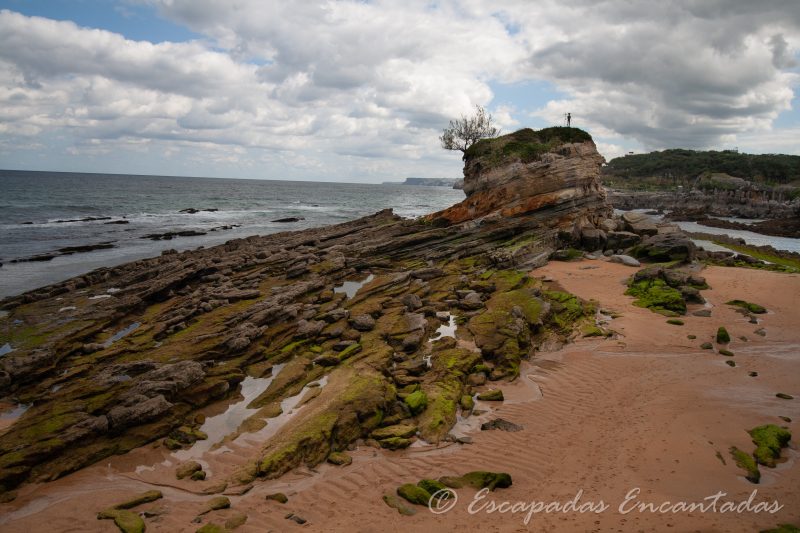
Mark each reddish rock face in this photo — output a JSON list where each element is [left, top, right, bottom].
[[429, 128, 611, 232]]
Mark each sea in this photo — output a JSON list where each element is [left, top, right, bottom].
[[0, 170, 466, 299]]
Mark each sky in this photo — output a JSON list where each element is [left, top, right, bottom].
[[0, 1, 798, 183]]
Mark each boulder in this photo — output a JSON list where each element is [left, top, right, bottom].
[[401, 294, 423, 311], [176, 461, 203, 480], [477, 389, 504, 401], [350, 314, 376, 331], [622, 211, 658, 236], [606, 231, 641, 250], [295, 319, 325, 338], [580, 227, 606, 250], [609, 254, 640, 267], [631, 233, 695, 262], [372, 424, 418, 440], [459, 292, 484, 310], [107, 394, 172, 430]]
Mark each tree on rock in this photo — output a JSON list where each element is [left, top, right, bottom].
[[440, 105, 499, 155]]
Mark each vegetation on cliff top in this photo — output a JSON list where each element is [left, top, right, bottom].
[[465, 127, 593, 166]]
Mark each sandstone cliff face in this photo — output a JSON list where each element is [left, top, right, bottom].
[[430, 128, 612, 235]]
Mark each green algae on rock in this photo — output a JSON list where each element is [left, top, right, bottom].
[[112, 490, 163, 510], [327, 451, 352, 466], [749, 424, 792, 467], [200, 496, 231, 515], [404, 389, 428, 415], [477, 389, 504, 401], [396, 483, 432, 506], [265, 492, 288, 504], [96, 509, 146, 533], [726, 300, 767, 314], [716, 326, 731, 344], [729, 446, 760, 484], [383, 493, 417, 516], [418, 478, 451, 498], [439, 471, 512, 490]]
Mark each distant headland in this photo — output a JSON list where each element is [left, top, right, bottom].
[[383, 177, 464, 189]]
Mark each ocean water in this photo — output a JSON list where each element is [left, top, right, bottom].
[[0, 170, 465, 298]]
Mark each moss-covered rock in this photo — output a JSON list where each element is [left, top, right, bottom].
[[200, 496, 231, 515], [176, 461, 203, 480], [196, 524, 226, 533], [404, 390, 428, 415], [371, 424, 417, 439], [545, 290, 590, 330], [625, 279, 686, 315], [112, 490, 163, 510], [418, 478, 451, 498], [730, 446, 760, 483], [265, 492, 288, 504], [716, 327, 730, 344], [439, 471, 512, 490], [725, 360, 736, 367], [96, 509, 146, 533], [460, 394, 475, 411], [726, 300, 767, 314], [580, 324, 606, 337], [666, 319, 684, 326], [257, 370, 394, 478], [382, 494, 417, 515], [327, 451, 352, 466], [749, 424, 792, 467], [719, 349, 734, 356], [700, 342, 713, 350], [477, 389, 504, 401], [224, 512, 248, 530], [396, 483, 432, 506], [379, 437, 412, 450]]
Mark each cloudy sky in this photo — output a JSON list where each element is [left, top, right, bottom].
[[0, 0, 798, 183]]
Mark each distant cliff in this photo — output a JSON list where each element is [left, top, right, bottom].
[[385, 177, 460, 187]]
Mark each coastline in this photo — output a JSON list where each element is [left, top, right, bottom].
[[0, 130, 796, 533], [1, 258, 797, 531]]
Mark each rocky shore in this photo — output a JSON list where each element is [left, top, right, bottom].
[[0, 127, 796, 532], [609, 187, 800, 239]]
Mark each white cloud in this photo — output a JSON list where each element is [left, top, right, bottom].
[[0, 1, 798, 179]]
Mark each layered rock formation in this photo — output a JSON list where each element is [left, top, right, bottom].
[[431, 128, 611, 232], [0, 127, 614, 496]]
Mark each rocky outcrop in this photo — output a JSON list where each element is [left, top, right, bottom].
[[430, 128, 612, 235], [609, 187, 799, 221]]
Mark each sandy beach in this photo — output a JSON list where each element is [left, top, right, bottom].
[[1, 259, 797, 532]]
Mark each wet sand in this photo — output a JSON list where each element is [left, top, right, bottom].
[[1, 260, 798, 532]]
